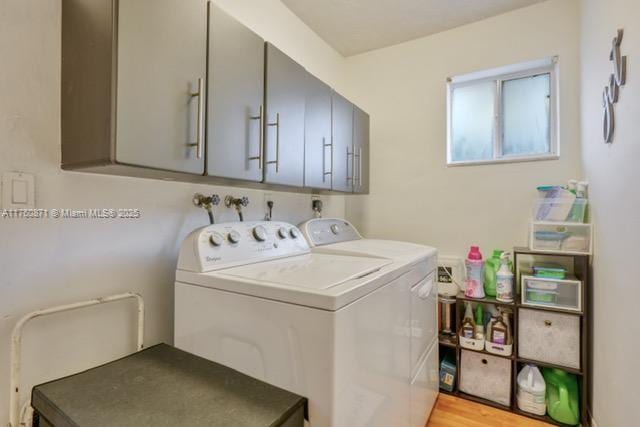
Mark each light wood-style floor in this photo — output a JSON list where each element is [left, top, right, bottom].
[[427, 394, 552, 427]]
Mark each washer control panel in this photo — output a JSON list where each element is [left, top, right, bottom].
[[298, 218, 362, 247], [178, 221, 310, 272]]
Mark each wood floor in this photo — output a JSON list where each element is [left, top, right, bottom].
[[427, 394, 552, 427]]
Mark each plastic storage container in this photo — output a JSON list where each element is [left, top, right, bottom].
[[522, 275, 582, 312], [530, 222, 592, 255], [533, 198, 588, 223]]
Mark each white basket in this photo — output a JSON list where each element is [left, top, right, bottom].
[[458, 334, 485, 351], [484, 340, 513, 357]]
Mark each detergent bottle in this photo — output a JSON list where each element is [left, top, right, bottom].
[[543, 368, 580, 425], [464, 246, 485, 299], [484, 250, 504, 297]]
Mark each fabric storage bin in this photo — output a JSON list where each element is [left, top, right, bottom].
[[530, 222, 592, 255], [522, 275, 582, 312], [518, 308, 581, 369], [459, 350, 512, 406]]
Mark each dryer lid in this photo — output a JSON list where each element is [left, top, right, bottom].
[[218, 253, 392, 290]]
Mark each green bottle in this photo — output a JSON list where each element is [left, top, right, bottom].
[[484, 250, 504, 297], [542, 368, 580, 425]]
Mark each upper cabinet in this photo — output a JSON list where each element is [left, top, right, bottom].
[[61, 1, 369, 193], [207, 4, 264, 182], [62, 0, 207, 174], [331, 92, 354, 193], [304, 74, 333, 190], [264, 44, 308, 187], [353, 106, 370, 194]]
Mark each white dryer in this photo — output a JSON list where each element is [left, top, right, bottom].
[[174, 221, 427, 427], [299, 218, 440, 427]]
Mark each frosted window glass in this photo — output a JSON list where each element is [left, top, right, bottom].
[[502, 73, 551, 156], [450, 81, 495, 162]]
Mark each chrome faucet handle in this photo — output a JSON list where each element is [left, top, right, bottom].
[[225, 195, 249, 209], [193, 193, 220, 208]]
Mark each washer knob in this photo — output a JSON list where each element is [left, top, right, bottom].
[[209, 233, 224, 247], [252, 225, 267, 241], [227, 230, 241, 244], [330, 224, 340, 235], [289, 228, 300, 239], [277, 227, 288, 239]]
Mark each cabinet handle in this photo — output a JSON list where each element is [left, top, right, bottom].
[[322, 137, 332, 183], [266, 113, 280, 172], [248, 105, 264, 169], [358, 146, 363, 187], [353, 147, 362, 186], [188, 77, 205, 159], [346, 147, 354, 184]]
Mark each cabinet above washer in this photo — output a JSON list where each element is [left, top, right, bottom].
[[61, 0, 369, 194]]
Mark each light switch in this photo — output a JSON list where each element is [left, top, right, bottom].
[[2, 172, 35, 209]]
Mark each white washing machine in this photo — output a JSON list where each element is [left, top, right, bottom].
[[299, 218, 440, 427], [174, 221, 429, 426]]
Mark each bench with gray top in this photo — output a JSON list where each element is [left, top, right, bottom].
[[31, 343, 307, 427]]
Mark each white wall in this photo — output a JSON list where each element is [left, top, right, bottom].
[[342, 0, 582, 261], [580, 0, 640, 425], [0, 0, 345, 422]]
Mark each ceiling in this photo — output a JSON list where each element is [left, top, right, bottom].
[[281, 0, 547, 56]]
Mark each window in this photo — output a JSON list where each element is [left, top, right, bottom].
[[447, 57, 559, 165]]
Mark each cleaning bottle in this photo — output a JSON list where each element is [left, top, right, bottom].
[[464, 246, 485, 299], [496, 252, 514, 302], [517, 365, 546, 416], [461, 303, 476, 339], [543, 368, 580, 425], [484, 250, 503, 298], [490, 315, 507, 345], [474, 304, 485, 340]]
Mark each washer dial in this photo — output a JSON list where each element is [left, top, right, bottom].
[[252, 225, 267, 241], [277, 227, 288, 239], [227, 230, 241, 244], [209, 233, 224, 246]]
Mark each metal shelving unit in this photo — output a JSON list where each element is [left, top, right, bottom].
[[438, 247, 591, 426]]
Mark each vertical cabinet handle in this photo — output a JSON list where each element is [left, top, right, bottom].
[[248, 105, 264, 169], [358, 146, 363, 187], [322, 137, 333, 183], [188, 77, 205, 159], [346, 147, 354, 185], [266, 113, 280, 172], [353, 147, 361, 187]]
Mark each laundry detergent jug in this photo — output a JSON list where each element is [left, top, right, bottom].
[[517, 365, 546, 416], [542, 368, 580, 426]]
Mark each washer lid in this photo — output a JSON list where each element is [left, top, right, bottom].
[[219, 253, 392, 290], [312, 239, 437, 264]]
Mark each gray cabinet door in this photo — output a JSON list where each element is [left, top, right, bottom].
[[353, 106, 370, 194], [264, 44, 307, 187], [304, 74, 332, 190], [115, 0, 207, 174], [331, 92, 354, 192], [207, 4, 264, 181]]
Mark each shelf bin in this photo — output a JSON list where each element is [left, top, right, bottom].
[[522, 275, 582, 312], [529, 222, 592, 255]]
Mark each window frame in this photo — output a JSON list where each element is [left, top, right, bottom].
[[446, 57, 560, 166]]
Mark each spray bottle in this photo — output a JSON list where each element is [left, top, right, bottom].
[[496, 252, 514, 303]]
